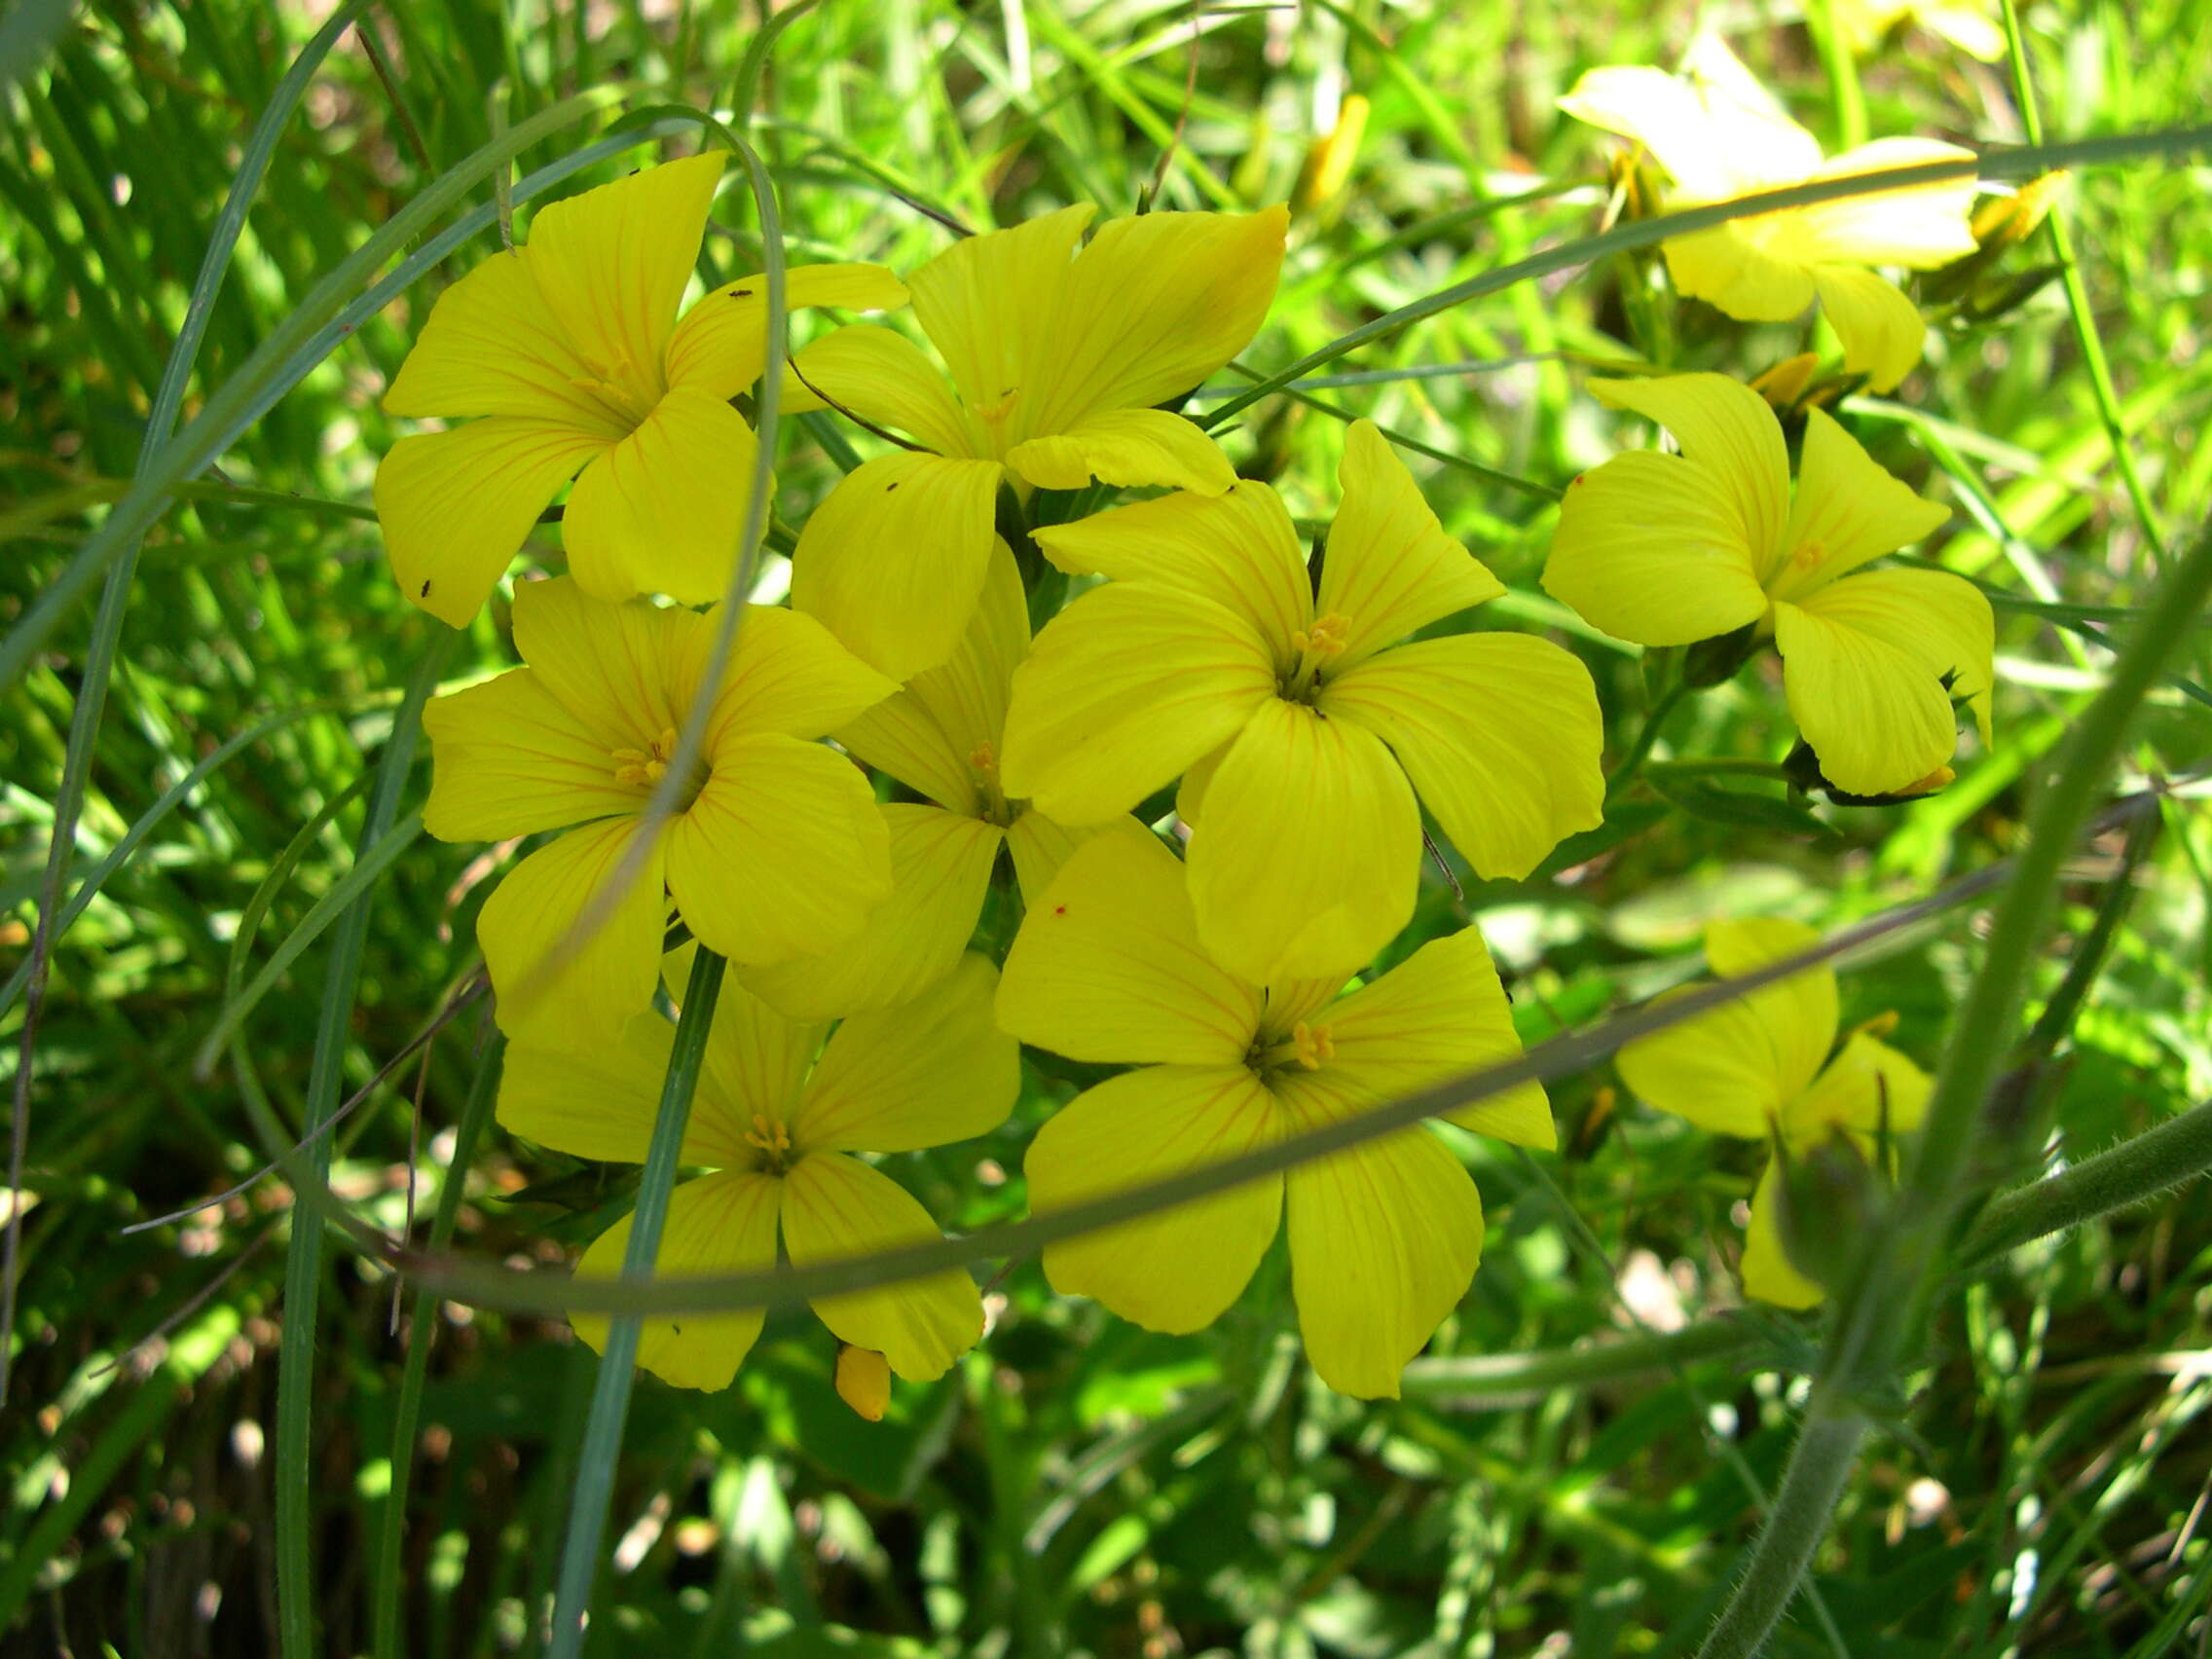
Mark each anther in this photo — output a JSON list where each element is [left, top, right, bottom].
[[1291, 1021, 1336, 1070]]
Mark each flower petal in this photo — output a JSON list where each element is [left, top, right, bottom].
[[1023, 204, 1289, 436], [1006, 406, 1236, 495], [1663, 225, 1821, 325], [1031, 480, 1310, 658], [375, 421, 608, 628], [510, 575, 701, 751], [996, 823, 1260, 1067], [665, 732, 893, 966], [1187, 698, 1421, 983], [1299, 925, 1554, 1148], [689, 973, 827, 1160], [1278, 1091, 1484, 1400], [1542, 445, 1776, 645], [1742, 1162, 1825, 1309], [790, 451, 1007, 680], [479, 816, 667, 1043], [562, 385, 765, 605], [1590, 373, 1791, 565], [1004, 808, 1091, 903], [999, 582, 1276, 826], [737, 804, 1004, 1019], [907, 205, 1095, 425], [498, 1009, 757, 1170], [700, 604, 899, 747], [572, 1169, 779, 1391], [1809, 264, 1929, 394], [797, 952, 1019, 1152], [1774, 567, 1992, 795], [524, 152, 724, 412], [1321, 634, 1604, 881], [1771, 410, 1950, 604], [1317, 421, 1505, 667], [383, 249, 628, 432], [1789, 139, 1979, 268], [1026, 1065, 1283, 1334], [422, 668, 643, 841], [777, 323, 975, 457], [1559, 55, 1819, 200], [666, 263, 910, 398], [781, 1152, 983, 1381], [1788, 1031, 1933, 1147]]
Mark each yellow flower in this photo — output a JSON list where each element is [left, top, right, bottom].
[[783, 202, 1290, 678], [739, 539, 1098, 1017], [997, 826, 1554, 1399], [422, 577, 895, 1041], [1543, 373, 1993, 797], [1559, 36, 1978, 389], [501, 955, 1017, 1392], [1000, 420, 1604, 984], [1614, 918, 1931, 1308], [1831, 0, 2007, 63], [376, 152, 906, 625]]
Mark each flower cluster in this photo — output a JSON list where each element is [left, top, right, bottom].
[[378, 59, 2002, 1407]]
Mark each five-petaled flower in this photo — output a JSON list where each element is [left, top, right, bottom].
[[996, 826, 1554, 1399], [377, 152, 905, 625], [740, 539, 1100, 1016], [783, 202, 1290, 679], [1001, 420, 1604, 985], [422, 577, 895, 1041], [1542, 372, 1993, 796], [1614, 918, 1931, 1308], [1560, 35, 1978, 390], [501, 954, 1017, 1391]]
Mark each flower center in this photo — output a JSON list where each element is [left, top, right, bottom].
[[743, 1112, 794, 1171], [968, 739, 1014, 826], [1251, 1019, 1336, 1079], [611, 726, 681, 789], [568, 350, 661, 429], [1282, 612, 1352, 701]]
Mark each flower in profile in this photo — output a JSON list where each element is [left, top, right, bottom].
[[1543, 373, 1992, 797], [377, 152, 906, 625], [501, 955, 1017, 1391], [740, 539, 1096, 1017], [997, 826, 1554, 1399], [784, 202, 1290, 678], [422, 577, 895, 1041], [1614, 918, 1930, 1308], [1000, 420, 1604, 985], [1560, 36, 1978, 389]]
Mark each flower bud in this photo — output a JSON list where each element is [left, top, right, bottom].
[[1765, 1128, 1882, 1295], [834, 1345, 892, 1422]]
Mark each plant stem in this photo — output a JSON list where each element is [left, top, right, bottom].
[[1605, 678, 1690, 801], [1696, 1410, 1869, 1659], [1400, 1316, 1766, 1401], [1959, 1096, 2212, 1268]]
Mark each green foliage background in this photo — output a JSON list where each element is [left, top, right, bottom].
[[4, 1, 2211, 1654]]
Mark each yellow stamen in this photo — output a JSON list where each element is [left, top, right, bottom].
[[1291, 1020, 1335, 1070], [1290, 613, 1351, 660], [1789, 539, 1826, 571], [969, 739, 998, 776], [743, 1112, 793, 1160], [611, 726, 681, 790]]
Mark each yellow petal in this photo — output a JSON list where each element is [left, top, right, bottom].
[[1663, 225, 1822, 325], [1005, 406, 1237, 495], [421, 668, 643, 841], [999, 582, 1276, 826], [1321, 634, 1604, 881], [524, 152, 724, 416], [1591, 373, 1791, 562], [1559, 59, 1820, 201], [782, 1152, 983, 1381], [562, 385, 765, 605], [664, 732, 893, 966], [1023, 204, 1289, 437], [698, 604, 899, 747], [777, 323, 975, 457], [498, 1008, 758, 1170], [1615, 918, 1837, 1138], [1774, 568, 1992, 795], [796, 952, 1019, 1152], [1187, 698, 1420, 983], [382, 249, 628, 433], [790, 451, 1007, 680], [572, 1170, 779, 1391], [666, 263, 910, 398], [1769, 408, 1950, 601], [1788, 1031, 1933, 1147], [996, 824, 1261, 1066], [1317, 421, 1505, 667], [1296, 925, 1554, 1148], [510, 576, 701, 751], [692, 976, 827, 1159], [1004, 808, 1091, 903], [837, 538, 1028, 814], [907, 205, 1095, 435], [1809, 265, 1929, 394], [375, 422, 608, 627], [1027, 1065, 1283, 1334], [1278, 1090, 1483, 1400], [1742, 1163, 1825, 1309], [1542, 460, 1775, 645], [480, 816, 667, 1043], [1031, 481, 1310, 657], [737, 804, 1003, 1019], [1788, 139, 1979, 269]]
